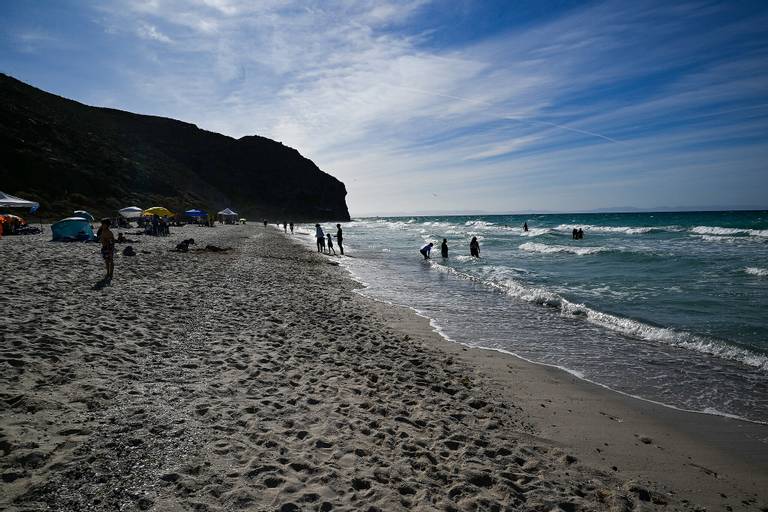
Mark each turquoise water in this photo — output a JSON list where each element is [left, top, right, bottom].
[[308, 211, 768, 423]]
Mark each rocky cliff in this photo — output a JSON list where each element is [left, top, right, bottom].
[[0, 74, 350, 221]]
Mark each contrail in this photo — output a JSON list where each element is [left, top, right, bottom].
[[393, 84, 621, 143]]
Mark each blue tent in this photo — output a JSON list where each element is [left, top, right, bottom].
[[51, 217, 94, 241], [185, 209, 207, 217]]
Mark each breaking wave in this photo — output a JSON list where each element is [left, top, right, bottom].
[[519, 242, 612, 256]]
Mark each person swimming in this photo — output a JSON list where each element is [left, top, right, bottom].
[[441, 238, 448, 258], [470, 236, 480, 258], [420, 242, 433, 260]]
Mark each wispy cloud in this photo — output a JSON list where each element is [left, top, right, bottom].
[[4, 0, 766, 213], [136, 23, 172, 43]]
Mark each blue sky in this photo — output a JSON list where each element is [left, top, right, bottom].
[[1, 0, 767, 215]]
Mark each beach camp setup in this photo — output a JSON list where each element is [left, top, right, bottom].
[[0, 190, 39, 211], [218, 208, 238, 224], [143, 206, 174, 217], [51, 217, 94, 241], [119, 206, 143, 218], [73, 210, 95, 221]]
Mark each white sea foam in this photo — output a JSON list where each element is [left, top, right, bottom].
[[519, 242, 610, 256], [554, 224, 675, 235], [745, 267, 768, 277], [691, 226, 768, 237], [488, 279, 768, 372]]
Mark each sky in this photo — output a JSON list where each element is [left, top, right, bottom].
[[1, 0, 767, 216]]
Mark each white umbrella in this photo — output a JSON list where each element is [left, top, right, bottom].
[[119, 206, 143, 219]]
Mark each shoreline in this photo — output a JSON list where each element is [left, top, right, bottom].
[[316, 231, 767, 426], [1, 225, 766, 511], [299, 229, 768, 509]]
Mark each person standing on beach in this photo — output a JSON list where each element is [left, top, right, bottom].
[[99, 218, 115, 281], [283, 222, 287, 233], [336, 224, 344, 255], [263, 220, 268, 228], [315, 224, 325, 252], [441, 238, 448, 258], [420, 242, 433, 260], [470, 236, 480, 258], [326, 233, 336, 255], [290, 222, 294, 234]]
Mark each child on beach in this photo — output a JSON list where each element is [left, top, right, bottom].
[[99, 218, 115, 281], [326, 233, 336, 255]]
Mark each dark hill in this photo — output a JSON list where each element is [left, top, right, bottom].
[[0, 73, 350, 221]]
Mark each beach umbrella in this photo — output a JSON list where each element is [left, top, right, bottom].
[[143, 206, 174, 217], [0, 190, 39, 211], [119, 206, 143, 219], [217, 208, 238, 216], [73, 210, 95, 221], [185, 209, 207, 218]]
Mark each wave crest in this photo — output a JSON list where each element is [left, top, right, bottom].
[[745, 267, 768, 277], [519, 242, 610, 255]]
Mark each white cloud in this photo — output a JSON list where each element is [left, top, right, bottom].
[[136, 22, 173, 43], [85, 0, 768, 214]]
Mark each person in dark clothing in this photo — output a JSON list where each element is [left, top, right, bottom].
[[336, 224, 344, 255], [326, 233, 336, 255], [577, 228, 584, 239], [572, 228, 578, 240], [523, 222, 528, 232], [283, 222, 287, 233], [420, 242, 433, 260], [263, 220, 268, 228], [441, 238, 448, 258], [315, 224, 325, 252], [289, 222, 294, 234], [470, 236, 480, 258]]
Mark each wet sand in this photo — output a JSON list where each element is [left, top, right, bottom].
[[1, 224, 766, 511]]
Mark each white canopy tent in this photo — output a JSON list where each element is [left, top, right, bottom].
[[119, 206, 143, 219], [0, 191, 39, 211], [217, 208, 238, 224]]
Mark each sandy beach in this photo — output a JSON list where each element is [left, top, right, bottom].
[[1, 224, 766, 511]]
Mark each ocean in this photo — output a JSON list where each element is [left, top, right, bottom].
[[303, 211, 768, 423]]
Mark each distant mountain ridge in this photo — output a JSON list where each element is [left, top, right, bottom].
[[0, 73, 350, 221]]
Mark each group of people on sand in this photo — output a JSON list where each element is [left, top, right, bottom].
[[420, 236, 480, 260], [315, 223, 344, 255], [263, 220, 295, 235]]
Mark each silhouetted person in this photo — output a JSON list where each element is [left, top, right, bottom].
[[441, 238, 448, 258], [420, 242, 433, 260], [326, 233, 336, 255], [523, 222, 528, 232], [99, 219, 115, 281], [470, 236, 480, 258], [289, 222, 294, 234], [315, 224, 325, 252], [283, 222, 287, 233], [336, 224, 344, 255], [572, 228, 578, 240], [263, 220, 268, 228], [578, 228, 584, 240]]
